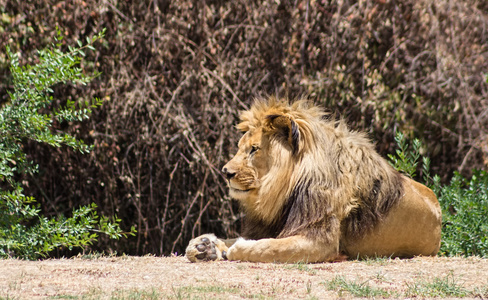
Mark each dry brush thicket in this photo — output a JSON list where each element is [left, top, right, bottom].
[[0, 0, 487, 256]]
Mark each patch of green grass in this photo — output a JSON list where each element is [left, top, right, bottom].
[[405, 272, 468, 298], [325, 272, 486, 298], [170, 285, 240, 299], [472, 285, 488, 298], [43, 287, 162, 300], [182, 285, 239, 294], [325, 275, 393, 298], [110, 287, 161, 300], [239, 294, 274, 299], [0, 297, 18, 300], [306, 280, 312, 294], [360, 255, 394, 266], [74, 251, 118, 260], [82, 287, 103, 299]]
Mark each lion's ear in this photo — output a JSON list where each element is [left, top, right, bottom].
[[265, 114, 300, 155]]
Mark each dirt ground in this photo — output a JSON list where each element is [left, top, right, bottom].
[[1, 255, 487, 299]]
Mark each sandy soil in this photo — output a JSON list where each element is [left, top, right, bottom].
[[1, 255, 487, 299]]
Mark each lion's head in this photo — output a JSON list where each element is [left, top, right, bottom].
[[222, 98, 316, 219], [222, 97, 404, 242]]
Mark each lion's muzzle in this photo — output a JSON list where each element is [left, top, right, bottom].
[[222, 166, 236, 180]]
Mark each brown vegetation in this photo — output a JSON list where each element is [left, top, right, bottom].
[[0, 0, 487, 257]]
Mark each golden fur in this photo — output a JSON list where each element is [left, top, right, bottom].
[[186, 97, 442, 263]]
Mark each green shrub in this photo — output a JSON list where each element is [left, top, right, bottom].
[[387, 132, 440, 188], [0, 28, 135, 259], [438, 170, 488, 257], [387, 132, 422, 179], [388, 132, 487, 257]]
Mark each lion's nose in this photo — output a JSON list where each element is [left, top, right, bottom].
[[222, 167, 236, 180]]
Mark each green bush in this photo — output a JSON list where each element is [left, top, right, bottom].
[[438, 171, 488, 257], [389, 132, 488, 257], [0, 28, 135, 259], [387, 132, 440, 188]]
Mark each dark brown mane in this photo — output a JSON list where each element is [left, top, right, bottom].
[[344, 172, 405, 238], [242, 170, 404, 243]]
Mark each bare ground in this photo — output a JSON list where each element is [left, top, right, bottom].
[[1, 256, 488, 299]]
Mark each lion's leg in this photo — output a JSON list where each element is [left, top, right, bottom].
[[226, 235, 341, 263], [185, 234, 229, 262]]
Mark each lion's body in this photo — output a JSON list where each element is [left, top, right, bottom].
[[185, 97, 442, 263], [342, 178, 441, 258]]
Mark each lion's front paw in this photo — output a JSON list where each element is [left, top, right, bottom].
[[185, 234, 227, 263]]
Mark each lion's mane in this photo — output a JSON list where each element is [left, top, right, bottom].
[[236, 97, 404, 247]]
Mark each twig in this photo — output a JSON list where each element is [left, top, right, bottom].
[[161, 161, 179, 253], [300, 0, 310, 78], [202, 66, 248, 110], [171, 170, 208, 254], [162, 75, 192, 125]]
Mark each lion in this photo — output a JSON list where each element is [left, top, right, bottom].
[[185, 97, 442, 263]]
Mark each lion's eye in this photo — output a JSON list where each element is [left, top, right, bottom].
[[250, 145, 259, 155]]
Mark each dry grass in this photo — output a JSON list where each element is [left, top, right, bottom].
[[1, 256, 488, 299]]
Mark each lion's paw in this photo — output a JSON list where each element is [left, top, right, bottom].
[[185, 234, 227, 263]]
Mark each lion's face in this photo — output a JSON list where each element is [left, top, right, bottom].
[[222, 109, 300, 215], [222, 128, 271, 203]]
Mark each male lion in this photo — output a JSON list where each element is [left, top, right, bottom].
[[186, 97, 442, 263]]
